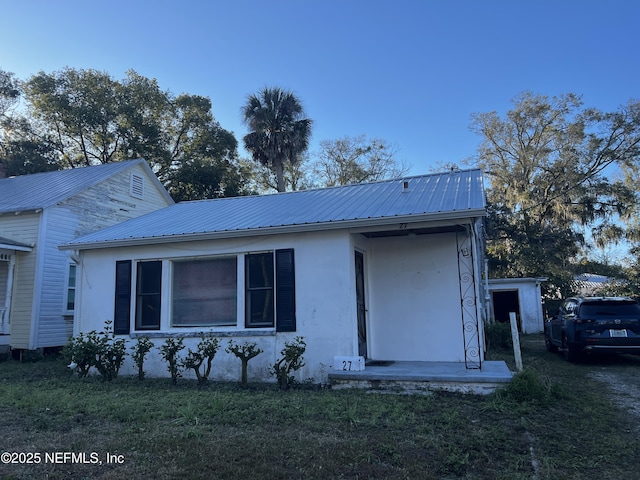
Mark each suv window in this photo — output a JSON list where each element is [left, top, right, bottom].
[[579, 301, 640, 317], [562, 300, 578, 314]]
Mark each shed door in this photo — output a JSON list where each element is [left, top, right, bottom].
[[355, 250, 367, 358], [492, 290, 521, 332]]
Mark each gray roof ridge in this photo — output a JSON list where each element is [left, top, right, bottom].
[[176, 168, 484, 205], [0, 158, 144, 182]]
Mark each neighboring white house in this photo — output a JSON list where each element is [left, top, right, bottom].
[[0, 159, 174, 352], [61, 169, 488, 384], [488, 277, 547, 333]]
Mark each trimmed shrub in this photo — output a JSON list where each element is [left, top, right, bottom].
[[159, 337, 185, 385], [226, 340, 263, 385], [183, 336, 220, 385], [130, 336, 153, 380], [271, 336, 306, 390]]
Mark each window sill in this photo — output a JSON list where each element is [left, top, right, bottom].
[[129, 330, 276, 339]]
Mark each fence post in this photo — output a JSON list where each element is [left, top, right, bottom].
[[509, 311, 523, 372]]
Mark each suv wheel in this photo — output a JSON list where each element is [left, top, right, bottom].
[[562, 335, 580, 363], [545, 331, 558, 353]]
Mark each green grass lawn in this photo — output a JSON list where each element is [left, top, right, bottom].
[[1, 335, 639, 479]]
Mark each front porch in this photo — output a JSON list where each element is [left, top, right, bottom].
[[328, 360, 513, 395]]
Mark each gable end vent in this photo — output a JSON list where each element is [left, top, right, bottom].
[[130, 173, 144, 199]]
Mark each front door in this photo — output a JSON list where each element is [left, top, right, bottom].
[[355, 250, 367, 358]]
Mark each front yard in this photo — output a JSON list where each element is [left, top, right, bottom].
[[0, 335, 639, 479]]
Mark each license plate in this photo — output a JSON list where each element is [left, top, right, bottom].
[[610, 329, 628, 337]]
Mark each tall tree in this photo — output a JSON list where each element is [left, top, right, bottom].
[[472, 92, 640, 296], [0, 68, 23, 175], [17, 67, 242, 200], [239, 153, 314, 193], [242, 87, 312, 192], [312, 135, 410, 186], [24, 68, 124, 167], [0, 69, 20, 119]]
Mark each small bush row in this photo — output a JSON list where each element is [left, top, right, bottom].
[[65, 322, 306, 389]]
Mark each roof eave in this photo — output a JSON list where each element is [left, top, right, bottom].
[[0, 243, 33, 252], [0, 208, 44, 216], [60, 208, 486, 251]]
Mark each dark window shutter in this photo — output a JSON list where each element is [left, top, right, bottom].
[[275, 249, 296, 332], [114, 260, 132, 335]]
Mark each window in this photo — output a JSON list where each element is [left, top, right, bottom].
[[245, 253, 274, 327], [65, 264, 77, 312], [130, 173, 144, 199], [135, 261, 162, 330], [115, 248, 295, 334], [172, 257, 237, 327], [245, 249, 296, 331], [563, 300, 578, 315]]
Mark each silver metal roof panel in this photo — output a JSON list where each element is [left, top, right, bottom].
[[63, 169, 486, 249]]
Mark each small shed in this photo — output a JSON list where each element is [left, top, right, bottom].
[[488, 278, 547, 333]]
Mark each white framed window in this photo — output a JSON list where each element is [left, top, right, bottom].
[[245, 252, 275, 328], [64, 264, 77, 314], [130, 173, 144, 199], [171, 257, 238, 327], [135, 260, 162, 330]]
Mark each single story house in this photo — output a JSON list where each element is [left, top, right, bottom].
[[488, 277, 547, 333], [61, 169, 489, 384], [0, 159, 174, 352]]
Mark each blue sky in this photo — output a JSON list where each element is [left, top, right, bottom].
[[1, 0, 638, 175]]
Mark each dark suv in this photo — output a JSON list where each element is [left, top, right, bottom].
[[544, 296, 640, 362]]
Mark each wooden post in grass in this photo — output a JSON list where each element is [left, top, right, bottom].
[[509, 311, 523, 372]]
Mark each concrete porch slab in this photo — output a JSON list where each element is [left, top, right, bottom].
[[328, 360, 513, 395]]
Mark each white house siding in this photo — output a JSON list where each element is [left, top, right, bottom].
[[0, 213, 40, 348], [32, 208, 77, 348], [30, 166, 173, 349], [367, 232, 466, 362], [63, 165, 172, 239], [75, 230, 359, 384]]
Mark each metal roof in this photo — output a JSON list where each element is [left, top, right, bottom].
[[0, 159, 165, 214], [62, 168, 486, 250], [0, 236, 33, 251]]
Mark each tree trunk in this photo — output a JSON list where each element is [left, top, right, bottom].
[[275, 160, 285, 192], [241, 360, 248, 384]]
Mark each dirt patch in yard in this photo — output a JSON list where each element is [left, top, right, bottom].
[[587, 354, 640, 434]]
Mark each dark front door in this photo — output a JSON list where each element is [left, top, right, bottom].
[[355, 250, 367, 358]]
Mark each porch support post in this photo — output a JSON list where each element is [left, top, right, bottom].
[[456, 227, 482, 369], [1, 252, 15, 334]]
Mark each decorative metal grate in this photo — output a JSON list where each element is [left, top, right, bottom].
[[457, 228, 481, 369]]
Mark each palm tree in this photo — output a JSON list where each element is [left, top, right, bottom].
[[242, 87, 312, 192]]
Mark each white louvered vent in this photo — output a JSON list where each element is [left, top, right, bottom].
[[130, 173, 144, 199]]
